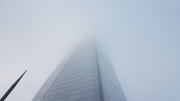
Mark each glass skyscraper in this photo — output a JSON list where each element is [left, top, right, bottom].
[[32, 40, 126, 101]]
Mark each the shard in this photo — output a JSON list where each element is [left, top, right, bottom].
[[32, 39, 126, 101]]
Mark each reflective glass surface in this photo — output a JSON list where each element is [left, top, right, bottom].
[[33, 40, 126, 101], [41, 46, 101, 101]]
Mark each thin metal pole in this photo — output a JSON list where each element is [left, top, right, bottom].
[[0, 70, 27, 101]]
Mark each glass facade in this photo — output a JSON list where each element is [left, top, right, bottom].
[[97, 45, 127, 101], [32, 41, 126, 101]]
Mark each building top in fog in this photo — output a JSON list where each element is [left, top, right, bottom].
[[32, 39, 126, 101]]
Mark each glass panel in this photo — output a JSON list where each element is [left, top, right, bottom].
[[41, 46, 100, 101]]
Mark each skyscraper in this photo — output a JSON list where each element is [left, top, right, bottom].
[[32, 39, 126, 101]]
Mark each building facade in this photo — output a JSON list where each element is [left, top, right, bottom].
[[32, 40, 126, 101]]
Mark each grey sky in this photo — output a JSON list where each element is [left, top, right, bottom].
[[0, 0, 180, 101]]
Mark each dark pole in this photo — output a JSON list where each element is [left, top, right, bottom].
[[0, 70, 27, 101]]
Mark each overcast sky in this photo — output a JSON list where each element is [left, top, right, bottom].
[[0, 0, 180, 101]]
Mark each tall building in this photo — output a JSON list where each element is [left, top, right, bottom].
[[32, 40, 126, 101]]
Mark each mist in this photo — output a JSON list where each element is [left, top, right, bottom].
[[0, 0, 180, 101]]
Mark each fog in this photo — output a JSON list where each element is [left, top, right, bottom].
[[0, 0, 180, 101]]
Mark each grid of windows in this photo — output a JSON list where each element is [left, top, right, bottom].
[[32, 40, 127, 101], [41, 48, 101, 101]]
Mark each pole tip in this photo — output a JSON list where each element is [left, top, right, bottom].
[[23, 70, 27, 75]]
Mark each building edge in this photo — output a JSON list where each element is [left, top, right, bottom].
[[32, 49, 75, 101]]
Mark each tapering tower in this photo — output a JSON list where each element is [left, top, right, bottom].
[[32, 39, 126, 101]]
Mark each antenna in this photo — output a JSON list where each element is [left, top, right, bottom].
[[0, 70, 27, 101]]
